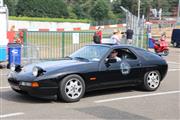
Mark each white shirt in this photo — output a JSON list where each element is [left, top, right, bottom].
[[110, 35, 121, 44], [115, 56, 121, 62]]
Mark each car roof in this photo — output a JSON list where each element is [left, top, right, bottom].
[[87, 43, 137, 49]]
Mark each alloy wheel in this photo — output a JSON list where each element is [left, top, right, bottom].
[[65, 78, 83, 99], [147, 71, 160, 89]]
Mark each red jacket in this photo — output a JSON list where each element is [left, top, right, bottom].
[[96, 31, 102, 43]]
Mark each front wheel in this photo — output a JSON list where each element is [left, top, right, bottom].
[[57, 74, 85, 103], [143, 71, 161, 91]]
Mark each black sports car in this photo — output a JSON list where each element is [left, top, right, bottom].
[[8, 44, 168, 102]]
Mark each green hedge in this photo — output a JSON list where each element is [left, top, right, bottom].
[[9, 16, 91, 23]]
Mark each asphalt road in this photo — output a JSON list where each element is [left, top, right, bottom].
[[0, 47, 180, 120]]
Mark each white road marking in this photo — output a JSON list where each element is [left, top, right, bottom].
[[0, 74, 8, 76], [168, 69, 180, 72], [94, 90, 180, 103], [0, 86, 11, 89], [0, 112, 24, 118], [167, 61, 180, 65]]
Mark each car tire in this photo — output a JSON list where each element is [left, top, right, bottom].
[[57, 74, 85, 103], [143, 71, 161, 91]]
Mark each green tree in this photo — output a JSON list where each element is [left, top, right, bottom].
[[16, 0, 68, 18], [67, 6, 77, 19], [4, 0, 19, 16], [90, 0, 109, 21], [112, 0, 122, 14], [141, 0, 154, 20], [4, 0, 179, 23], [81, 0, 96, 19], [73, 4, 86, 19]]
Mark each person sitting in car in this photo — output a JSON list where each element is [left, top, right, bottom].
[[109, 50, 121, 62]]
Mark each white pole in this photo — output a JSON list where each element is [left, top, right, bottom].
[[0, 0, 8, 46], [138, 0, 141, 22], [0, 0, 8, 45], [0, 0, 3, 6], [141, 15, 144, 48], [137, 0, 141, 47], [178, 0, 180, 22]]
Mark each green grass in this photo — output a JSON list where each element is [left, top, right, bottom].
[[9, 16, 91, 23]]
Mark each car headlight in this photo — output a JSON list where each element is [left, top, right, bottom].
[[10, 64, 16, 71], [32, 67, 39, 76], [20, 81, 39, 87], [10, 64, 22, 72], [32, 66, 46, 77]]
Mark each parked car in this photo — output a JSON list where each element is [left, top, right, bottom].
[[8, 44, 168, 102], [171, 29, 180, 47]]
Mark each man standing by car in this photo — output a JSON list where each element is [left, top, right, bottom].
[[126, 27, 134, 45]]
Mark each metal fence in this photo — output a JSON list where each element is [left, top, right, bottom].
[[1, 30, 148, 65], [21, 31, 147, 64], [123, 8, 146, 48], [23, 31, 94, 61]]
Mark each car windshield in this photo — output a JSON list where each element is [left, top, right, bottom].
[[70, 45, 110, 61]]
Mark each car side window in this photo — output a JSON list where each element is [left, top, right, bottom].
[[119, 48, 137, 60], [107, 49, 122, 62]]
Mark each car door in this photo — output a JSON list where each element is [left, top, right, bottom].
[[98, 48, 126, 87], [120, 48, 142, 82]]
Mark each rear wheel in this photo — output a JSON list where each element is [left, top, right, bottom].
[[143, 71, 161, 91], [57, 74, 85, 102]]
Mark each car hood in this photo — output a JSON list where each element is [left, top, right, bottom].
[[9, 59, 98, 81], [23, 59, 89, 72]]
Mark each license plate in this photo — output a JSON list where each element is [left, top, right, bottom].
[[11, 85, 20, 90]]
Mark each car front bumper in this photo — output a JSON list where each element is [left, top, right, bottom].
[[8, 78, 58, 96]]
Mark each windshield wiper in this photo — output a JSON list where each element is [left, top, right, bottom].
[[74, 57, 89, 62]]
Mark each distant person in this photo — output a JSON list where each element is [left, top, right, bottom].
[[155, 32, 167, 46], [159, 24, 162, 31], [7, 25, 16, 43], [121, 31, 126, 44], [93, 27, 103, 44], [110, 29, 122, 44], [126, 27, 134, 45], [15, 30, 24, 44], [160, 32, 166, 41]]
